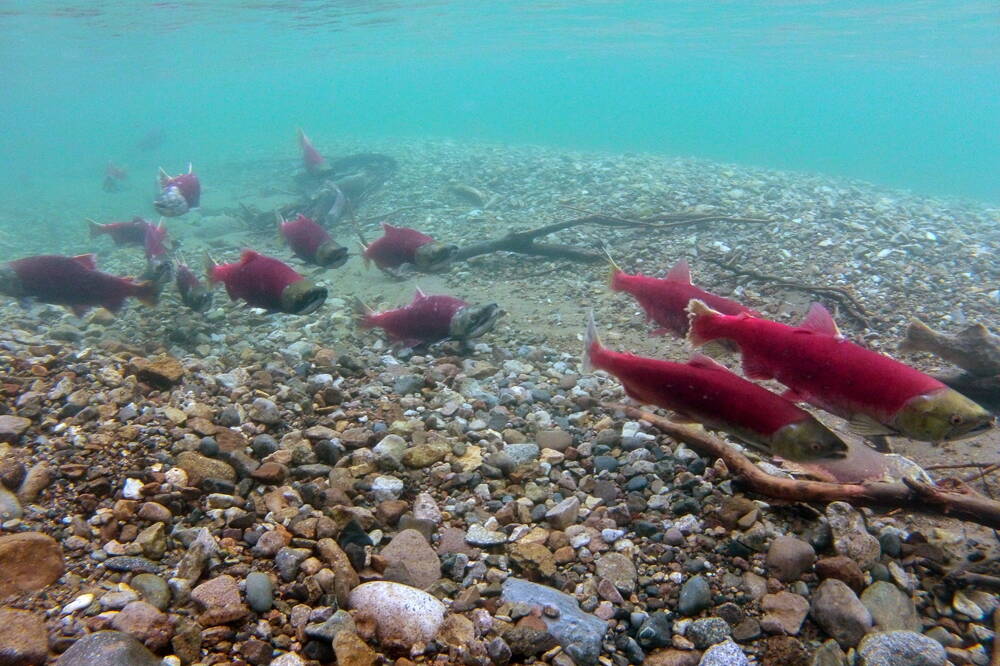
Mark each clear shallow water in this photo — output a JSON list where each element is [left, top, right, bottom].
[[0, 0, 998, 214]]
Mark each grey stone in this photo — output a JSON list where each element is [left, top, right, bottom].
[[860, 581, 921, 632], [504, 442, 540, 465], [0, 415, 31, 442], [699, 638, 750, 666], [687, 617, 731, 649], [393, 374, 424, 395], [248, 397, 281, 425], [466, 523, 507, 547], [305, 609, 355, 643], [381, 529, 441, 590], [130, 573, 170, 611], [857, 631, 947, 666], [544, 496, 580, 530], [501, 577, 606, 666], [275, 547, 311, 582], [246, 572, 274, 613], [373, 435, 407, 469], [0, 485, 23, 520], [371, 475, 404, 502], [56, 630, 160, 666], [811, 639, 847, 666], [810, 578, 873, 648], [826, 501, 880, 570], [678, 575, 712, 616]]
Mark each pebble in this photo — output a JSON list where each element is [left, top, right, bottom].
[[687, 617, 731, 649], [190, 574, 248, 625], [109, 600, 173, 651], [0, 415, 31, 443], [760, 591, 810, 635], [248, 397, 281, 424], [0, 485, 23, 520], [505, 442, 541, 465], [826, 501, 880, 570], [348, 581, 446, 647], [466, 522, 508, 547], [130, 573, 170, 611], [857, 630, 948, 666], [698, 638, 749, 666], [0, 531, 64, 596], [55, 630, 161, 666], [678, 575, 712, 616], [544, 496, 580, 530], [381, 529, 441, 589], [371, 475, 404, 501], [765, 535, 816, 582], [595, 551, 637, 595], [245, 571, 274, 612], [0, 607, 48, 665], [809, 578, 873, 648], [860, 581, 921, 632]]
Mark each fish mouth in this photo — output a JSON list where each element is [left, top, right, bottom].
[[450, 303, 502, 340], [944, 417, 996, 442], [154, 186, 189, 217], [316, 243, 349, 269], [281, 280, 327, 315]]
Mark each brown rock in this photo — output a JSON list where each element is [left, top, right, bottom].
[[437, 613, 475, 648], [250, 462, 288, 484], [510, 542, 557, 578], [644, 649, 703, 666], [535, 429, 572, 451], [137, 502, 172, 523], [0, 607, 48, 665], [175, 451, 236, 487], [375, 499, 408, 526], [16, 463, 51, 502], [381, 529, 441, 590], [760, 592, 810, 635], [0, 416, 31, 444], [815, 556, 865, 593], [332, 630, 377, 666], [317, 538, 360, 607], [132, 355, 185, 388], [191, 575, 248, 626], [110, 601, 173, 651], [402, 442, 449, 468], [763, 635, 810, 666], [0, 532, 64, 596], [765, 536, 816, 583]]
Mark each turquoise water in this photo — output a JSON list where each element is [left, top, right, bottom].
[[1, 1, 998, 207]]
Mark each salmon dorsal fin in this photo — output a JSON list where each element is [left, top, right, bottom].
[[72, 253, 98, 270], [413, 286, 428, 301], [800, 302, 840, 337], [687, 352, 728, 372], [665, 258, 692, 285], [239, 249, 260, 263]]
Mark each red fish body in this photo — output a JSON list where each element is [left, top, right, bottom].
[[0, 254, 158, 314], [297, 128, 327, 175], [155, 164, 201, 216], [89, 217, 152, 246], [360, 288, 500, 347], [207, 249, 327, 315], [583, 313, 847, 460], [362, 223, 456, 272], [144, 221, 169, 260], [279, 214, 348, 268], [687, 301, 993, 442], [611, 259, 756, 337]]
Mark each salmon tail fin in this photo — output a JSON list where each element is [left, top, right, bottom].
[[582, 309, 601, 373], [134, 280, 160, 307], [352, 296, 375, 327], [87, 218, 102, 238], [900, 318, 935, 353], [686, 298, 724, 347]]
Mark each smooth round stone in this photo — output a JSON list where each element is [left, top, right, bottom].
[[348, 581, 445, 647], [858, 631, 947, 666], [0, 486, 23, 520], [245, 572, 274, 613], [678, 575, 712, 616], [130, 573, 170, 611], [56, 630, 160, 666]]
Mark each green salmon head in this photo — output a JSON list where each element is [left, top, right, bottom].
[[770, 419, 849, 461], [449, 303, 502, 340], [413, 242, 458, 272], [315, 241, 349, 269], [892, 388, 994, 443], [280, 279, 328, 316]]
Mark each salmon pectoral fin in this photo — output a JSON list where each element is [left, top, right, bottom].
[[740, 352, 773, 381], [848, 413, 897, 437]]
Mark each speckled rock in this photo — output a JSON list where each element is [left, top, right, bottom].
[[56, 631, 160, 666], [0, 485, 22, 520], [175, 451, 236, 486], [698, 638, 749, 666], [826, 501, 880, 570], [333, 630, 378, 666], [0, 608, 48, 665], [857, 631, 947, 666], [0, 532, 64, 596], [349, 581, 446, 647], [595, 551, 637, 595], [860, 581, 921, 632], [190, 574, 248, 625]]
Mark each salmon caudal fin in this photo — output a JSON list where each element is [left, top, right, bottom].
[[686, 299, 725, 347], [582, 309, 601, 373], [87, 219, 102, 238], [204, 253, 220, 283], [352, 297, 376, 328], [602, 246, 625, 290], [133, 280, 160, 307]]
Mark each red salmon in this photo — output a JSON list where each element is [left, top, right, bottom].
[[361, 223, 456, 272], [687, 300, 994, 443], [278, 214, 348, 268], [359, 288, 500, 347], [89, 217, 152, 246], [297, 128, 327, 175], [206, 249, 326, 315]]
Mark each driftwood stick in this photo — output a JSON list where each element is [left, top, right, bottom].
[[617, 404, 1000, 529], [705, 252, 873, 329], [560, 206, 773, 229]]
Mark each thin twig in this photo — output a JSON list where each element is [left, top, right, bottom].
[[927, 461, 1000, 471]]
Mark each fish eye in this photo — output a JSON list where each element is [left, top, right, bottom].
[[949, 414, 963, 426]]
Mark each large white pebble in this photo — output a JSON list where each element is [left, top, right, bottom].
[[349, 581, 446, 646]]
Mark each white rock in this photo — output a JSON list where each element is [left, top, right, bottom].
[[122, 478, 144, 500], [371, 476, 404, 502], [62, 593, 95, 614], [349, 581, 446, 646]]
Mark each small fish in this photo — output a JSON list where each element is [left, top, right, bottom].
[[0, 253, 159, 316], [687, 300, 995, 443], [206, 249, 326, 315], [102, 162, 128, 192], [358, 287, 500, 347], [174, 255, 213, 312], [298, 128, 327, 175], [583, 311, 847, 461], [361, 223, 457, 272], [610, 257, 757, 337], [278, 214, 348, 268], [89, 217, 153, 246], [154, 164, 201, 217], [900, 319, 1000, 377]]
